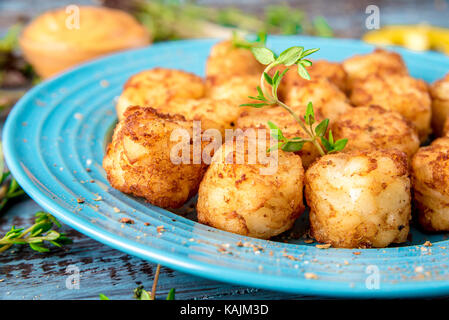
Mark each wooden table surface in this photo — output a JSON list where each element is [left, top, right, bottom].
[[0, 199, 319, 300], [1, 0, 449, 300]]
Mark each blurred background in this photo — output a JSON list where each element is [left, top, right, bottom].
[[1, 0, 449, 113]]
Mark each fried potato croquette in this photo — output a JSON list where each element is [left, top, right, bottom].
[[283, 77, 352, 123], [305, 149, 411, 248], [411, 137, 449, 231], [156, 98, 241, 135], [332, 105, 420, 160], [197, 133, 305, 239], [116, 68, 205, 120], [342, 48, 408, 89], [350, 73, 431, 142], [280, 60, 348, 93], [430, 73, 449, 137], [236, 107, 322, 168], [205, 40, 264, 80], [103, 106, 207, 209], [205, 74, 260, 105]]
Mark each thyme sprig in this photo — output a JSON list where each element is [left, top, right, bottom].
[[0, 211, 71, 253], [0, 142, 26, 212], [241, 45, 347, 155]]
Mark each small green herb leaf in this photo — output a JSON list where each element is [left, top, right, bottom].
[[99, 294, 110, 300], [263, 72, 273, 85], [282, 140, 305, 152], [315, 119, 329, 137], [140, 289, 152, 300], [0, 212, 71, 253], [277, 46, 304, 66], [267, 142, 283, 152], [300, 59, 312, 67], [301, 48, 320, 58], [331, 138, 348, 153], [240, 103, 269, 108], [267, 121, 285, 141], [251, 47, 276, 65], [304, 102, 315, 125], [166, 288, 176, 300], [328, 129, 334, 145], [29, 242, 50, 253], [297, 63, 310, 80], [320, 136, 332, 152], [256, 86, 267, 100]]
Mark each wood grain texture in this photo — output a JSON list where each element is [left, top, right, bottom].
[[0, 199, 315, 300]]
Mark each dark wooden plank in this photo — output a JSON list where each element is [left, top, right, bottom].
[[0, 199, 317, 300]]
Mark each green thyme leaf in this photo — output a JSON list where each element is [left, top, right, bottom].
[[332, 138, 348, 152], [247, 85, 270, 103], [320, 136, 332, 152], [315, 119, 329, 137], [272, 68, 289, 94], [301, 59, 313, 67], [297, 63, 310, 80], [240, 103, 269, 108], [0, 212, 71, 253], [272, 70, 280, 85], [328, 129, 334, 145], [251, 47, 276, 65], [140, 289, 152, 300], [281, 140, 305, 152], [267, 142, 283, 152], [304, 102, 315, 125], [267, 121, 285, 141], [263, 72, 273, 85], [29, 242, 50, 253], [277, 46, 304, 66], [301, 48, 320, 58], [166, 288, 176, 300]]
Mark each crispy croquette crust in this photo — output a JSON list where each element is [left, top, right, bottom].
[[280, 60, 348, 93], [305, 149, 411, 248], [412, 137, 449, 231], [103, 106, 208, 209], [332, 105, 420, 160], [205, 74, 260, 105], [343, 48, 408, 89], [156, 98, 242, 135], [205, 40, 264, 80], [350, 73, 431, 142], [116, 68, 205, 120], [283, 77, 352, 123], [197, 134, 305, 239], [430, 73, 449, 137]]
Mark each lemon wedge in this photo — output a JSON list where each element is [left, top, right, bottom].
[[363, 25, 449, 55]]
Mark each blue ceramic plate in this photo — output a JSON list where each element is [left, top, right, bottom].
[[4, 36, 449, 298]]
